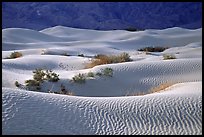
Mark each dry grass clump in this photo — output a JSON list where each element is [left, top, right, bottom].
[[126, 82, 174, 96], [126, 91, 146, 96], [163, 54, 176, 60], [52, 91, 74, 96], [7, 51, 23, 59], [148, 82, 174, 93], [86, 52, 132, 68]]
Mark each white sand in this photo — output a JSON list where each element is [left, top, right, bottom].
[[2, 26, 202, 135]]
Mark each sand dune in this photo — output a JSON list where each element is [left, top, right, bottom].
[[2, 81, 202, 135], [2, 26, 202, 135]]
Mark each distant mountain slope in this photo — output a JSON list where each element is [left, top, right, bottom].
[[2, 2, 202, 30]]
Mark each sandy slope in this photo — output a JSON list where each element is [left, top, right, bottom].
[[2, 81, 202, 135], [2, 26, 202, 135]]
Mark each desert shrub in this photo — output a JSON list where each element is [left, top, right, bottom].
[[71, 68, 113, 84], [138, 46, 168, 52], [8, 51, 23, 59], [25, 79, 41, 91], [78, 54, 84, 57], [102, 67, 113, 77], [62, 53, 71, 56], [72, 73, 86, 84], [96, 72, 102, 76], [119, 52, 132, 62], [163, 54, 176, 60], [87, 72, 95, 77], [45, 70, 60, 82], [24, 69, 59, 91], [86, 52, 131, 68], [25, 79, 40, 87], [58, 84, 74, 95], [125, 27, 144, 32], [15, 81, 20, 87], [32, 69, 59, 82], [94, 54, 106, 59], [33, 68, 46, 82]]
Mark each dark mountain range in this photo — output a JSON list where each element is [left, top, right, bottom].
[[2, 2, 202, 30]]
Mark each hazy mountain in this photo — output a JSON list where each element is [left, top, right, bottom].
[[2, 2, 202, 30]]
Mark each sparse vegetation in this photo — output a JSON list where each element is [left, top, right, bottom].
[[102, 68, 113, 77], [24, 68, 60, 91], [33, 68, 46, 82], [15, 81, 20, 87], [7, 51, 23, 59], [25, 79, 40, 87], [96, 72, 102, 76], [71, 67, 114, 83], [25, 79, 41, 91], [125, 27, 144, 32], [126, 82, 174, 96], [138, 46, 168, 52], [87, 72, 95, 77], [44, 70, 60, 82], [59, 84, 74, 95], [148, 82, 174, 93], [31, 69, 59, 82], [72, 73, 86, 84], [78, 54, 84, 57], [126, 91, 146, 96], [86, 52, 132, 68], [163, 54, 176, 60], [62, 53, 71, 56]]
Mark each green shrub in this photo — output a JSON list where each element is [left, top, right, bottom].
[[72, 73, 86, 84], [24, 69, 60, 91], [8, 51, 23, 59], [102, 68, 113, 77], [32, 69, 59, 82], [87, 72, 95, 77], [25, 79, 40, 87], [25, 79, 41, 91], [33, 68, 46, 82], [45, 70, 60, 82], [163, 54, 176, 60]]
